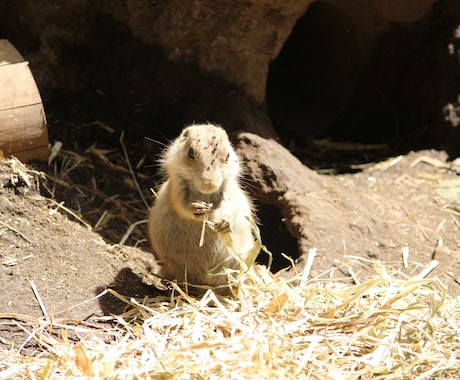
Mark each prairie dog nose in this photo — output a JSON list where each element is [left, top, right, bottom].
[[198, 173, 223, 193]]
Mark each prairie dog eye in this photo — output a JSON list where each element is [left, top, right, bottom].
[[188, 147, 195, 160], [225, 153, 230, 162]]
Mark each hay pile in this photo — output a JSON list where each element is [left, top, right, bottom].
[[1, 254, 459, 379]]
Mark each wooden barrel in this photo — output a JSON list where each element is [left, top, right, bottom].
[[0, 40, 49, 161]]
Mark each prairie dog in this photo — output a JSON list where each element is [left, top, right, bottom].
[[148, 123, 257, 291]]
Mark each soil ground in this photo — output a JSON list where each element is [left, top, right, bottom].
[[0, 123, 459, 352]]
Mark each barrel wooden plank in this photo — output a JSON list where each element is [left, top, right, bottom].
[[0, 40, 49, 161], [0, 62, 43, 110], [0, 104, 46, 141], [0, 104, 49, 161]]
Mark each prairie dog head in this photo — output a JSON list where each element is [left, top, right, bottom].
[[163, 124, 240, 194]]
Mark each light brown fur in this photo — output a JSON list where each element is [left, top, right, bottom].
[[148, 123, 256, 291]]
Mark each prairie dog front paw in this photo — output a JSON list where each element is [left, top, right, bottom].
[[191, 201, 213, 218], [213, 219, 231, 234]]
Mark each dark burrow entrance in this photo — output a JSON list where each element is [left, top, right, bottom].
[[267, 0, 460, 165], [255, 203, 299, 273]]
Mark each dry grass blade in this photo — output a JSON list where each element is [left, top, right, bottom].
[[118, 219, 148, 246], [0, 220, 32, 244], [119, 130, 149, 210], [30, 282, 48, 317], [45, 198, 92, 230]]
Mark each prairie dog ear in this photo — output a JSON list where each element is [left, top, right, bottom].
[[181, 127, 191, 139]]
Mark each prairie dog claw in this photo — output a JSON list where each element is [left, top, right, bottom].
[[191, 201, 213, 217], [213, 220, 231, 233]]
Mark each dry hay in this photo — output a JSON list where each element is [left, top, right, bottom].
[[0, 254, 459, 379]]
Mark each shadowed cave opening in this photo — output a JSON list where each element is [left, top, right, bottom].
[[255, 203, 299, 273], [267, 0, 460, 160]]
